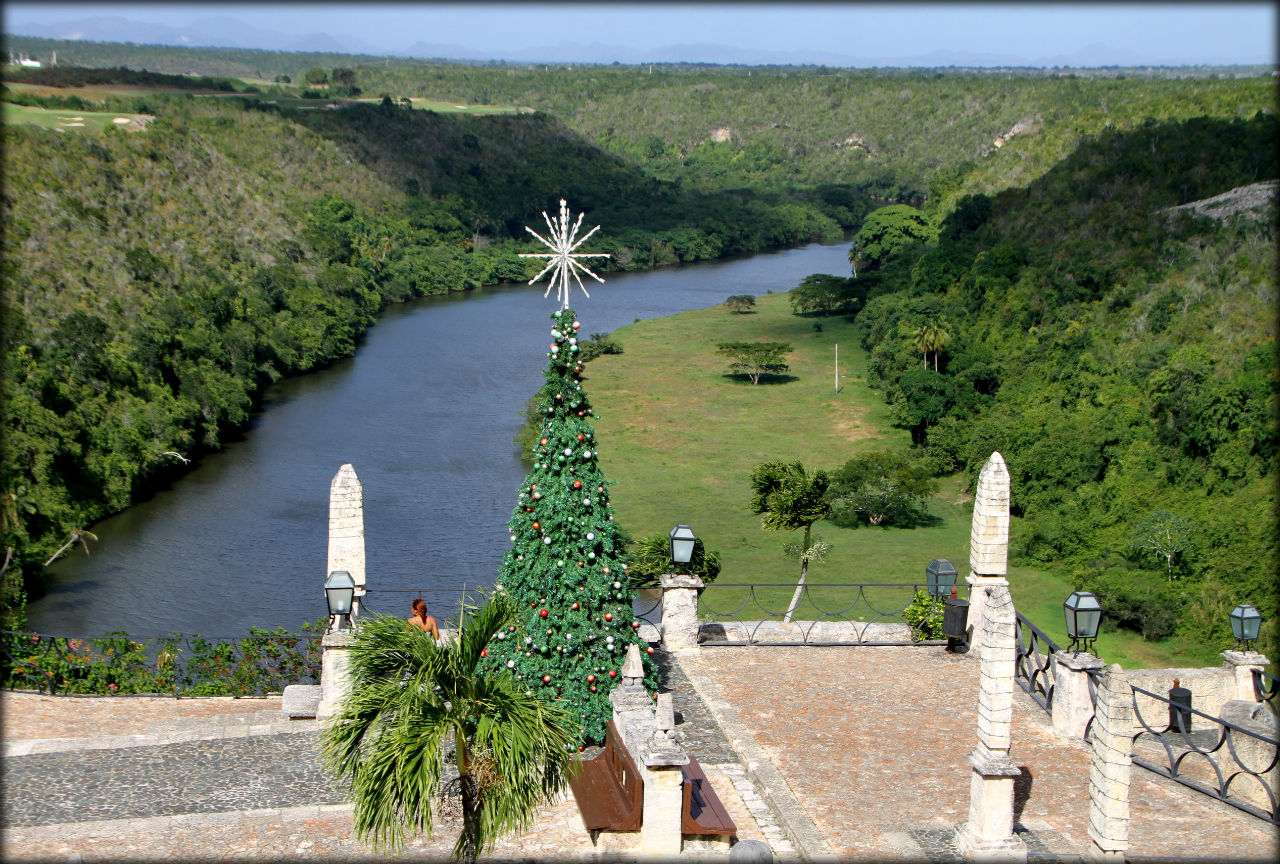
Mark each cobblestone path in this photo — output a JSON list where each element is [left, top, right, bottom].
[[3, 731, 345, 828]]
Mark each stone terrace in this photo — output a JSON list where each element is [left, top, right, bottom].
[[3, 645, 1277, 862]]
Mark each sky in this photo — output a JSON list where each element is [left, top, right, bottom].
[[4, 2, 1277, 67]]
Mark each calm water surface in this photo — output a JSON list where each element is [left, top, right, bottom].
[[27, 241, 852, 637]]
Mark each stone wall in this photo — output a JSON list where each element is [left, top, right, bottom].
[[1125, 667, 1235, 730]]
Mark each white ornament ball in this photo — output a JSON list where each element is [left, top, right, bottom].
[[544, 537, 552, 545], [564, 448, 573, 456], [586, 532, 595, 540], [507, 660, 515, 668]]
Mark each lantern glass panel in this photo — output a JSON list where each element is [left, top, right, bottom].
[[1231, 604, 1261, 641], [669, 525, 696, 565], [927, 558, 957, 598], [325, 570, 355, 616], [1064, 591, 1102, 639]]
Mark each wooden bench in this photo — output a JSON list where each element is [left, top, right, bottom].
[[569, 718, 642, 832], [681, 753, 737, 837]]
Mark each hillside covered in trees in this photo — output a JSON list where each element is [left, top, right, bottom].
[[805, 114, 1277, 651], [1, 41, 1275, 639]]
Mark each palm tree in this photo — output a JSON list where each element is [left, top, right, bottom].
[[321, 593, 578, 862], [749, 461, 832, 623], [43, 527, 97, 567]]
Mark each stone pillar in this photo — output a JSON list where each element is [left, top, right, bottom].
[[316, 631, 356, 722], [328, 464, 366, 620], [611, 644, 654, 734], [1086, 664, 1134, 863], [1052, 652, 1105, 741], [965, 453, 1011, 653], [957, 584, 1027, 863], [659, 573, 704, 650], [640, 692, 689, 857], [1220, 650, 1271, 702]]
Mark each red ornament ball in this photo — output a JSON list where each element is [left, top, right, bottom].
[[542, 674, 551, 684], [631, 620, 640, 628], [578, 745, 585, 752], [480, 648, 488, 657], [577, 434, 585, 442], [646, 646, 655, 655], [572, 602, 580, 610], [587, 674, 596, 683], [590, 685, 598, 692], [608, 670, 617, 678], [573, 480, 582, 489], [532, 521, 541, 530], [540, 608, 548, 618], [604, 613, 613, 622], [540, 438, 548, 446]]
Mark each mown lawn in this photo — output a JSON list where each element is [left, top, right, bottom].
[[588, 291, 1223, 669], [2, 102, 146, 132]]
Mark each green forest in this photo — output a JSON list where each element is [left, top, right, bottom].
[[803, 115, 1277, 651], [1, 40, 1276, 648]]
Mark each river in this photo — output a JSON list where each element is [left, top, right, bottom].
[[26, 240, 853, 638]]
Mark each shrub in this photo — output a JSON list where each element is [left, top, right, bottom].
[[903, 589, 945, 641]]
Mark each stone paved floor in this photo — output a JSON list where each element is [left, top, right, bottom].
[[680, 646, 1279, 863], [0, 649, 768, 862], [3, 647, 1278, 862]]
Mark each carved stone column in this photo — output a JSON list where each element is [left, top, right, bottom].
[[957, 584, 1027, 863], [640, 692, 689, 857], [316, 630, 356, 722], [659, 573, 704, 650], [1086, 665, 1134, 863], [965, 453, 1011, 653], [1052, 651, 1105, 741], [1221, 650, 1271, 702], [328, 464, 366, 620]]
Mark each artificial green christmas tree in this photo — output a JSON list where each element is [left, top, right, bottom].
[[480, 306, 658, 745]]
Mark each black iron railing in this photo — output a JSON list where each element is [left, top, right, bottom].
[[360, 587, 663, 629], [0, 629, 321, 697], [696, 583, 963, 646], [1129, 681, 1279, 825], [1014, 612, 1061, 714], [1253, 668, 1279, 716]]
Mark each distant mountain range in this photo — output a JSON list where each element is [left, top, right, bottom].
[[2, 13, 1246, 68]]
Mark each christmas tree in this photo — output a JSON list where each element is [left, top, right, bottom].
[[480, 306, 659, 745]]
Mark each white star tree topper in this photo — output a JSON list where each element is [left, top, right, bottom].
[[519, 199, 609, 310]]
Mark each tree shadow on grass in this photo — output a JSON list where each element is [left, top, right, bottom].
[[720, 373, 800, 386]]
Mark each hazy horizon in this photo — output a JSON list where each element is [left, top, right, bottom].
[[4, 2, 1276, 69]]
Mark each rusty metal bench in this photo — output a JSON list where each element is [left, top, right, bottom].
[[681, 753, 737, 837], [569, 718, 642, 831]]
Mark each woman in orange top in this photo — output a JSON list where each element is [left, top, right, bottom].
[[407, 598, 440, 639]]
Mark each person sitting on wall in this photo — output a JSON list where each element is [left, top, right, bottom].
[[408, 598, 440, 639]]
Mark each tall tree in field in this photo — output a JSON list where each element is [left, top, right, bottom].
[[749, 461, 831, 623], [321, 594, 577, 863], [479, 307, 658, 745]]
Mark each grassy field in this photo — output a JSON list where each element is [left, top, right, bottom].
[[2, 102, 149, 132], [588, 291, 1224, 669]]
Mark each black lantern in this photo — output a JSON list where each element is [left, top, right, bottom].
[[1064, 591, 1102, 655], [324, 569, 355, 630], [669, 524, 696, 572], [1230, 603, 1261, 651], [926, 558, 958, 598]]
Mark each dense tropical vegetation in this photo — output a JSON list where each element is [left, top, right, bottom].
[[1, 39, 1275, 656], [802, 114, 1277, 651]]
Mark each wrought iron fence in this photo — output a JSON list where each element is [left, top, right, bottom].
[[696, 582, 963, 646], [0, 628, 322, 697], [1253, 668, 1279, 716], [1129, 681, 1279, 825], [1014, 611, 1061, 715], [360, 587, 663, 630]]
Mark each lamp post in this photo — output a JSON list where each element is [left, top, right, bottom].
[[669, 524, 696, 574], [324, 569, 356, 632], [1229, 603, 1261, 651], [1064, 591, 1102, 656]]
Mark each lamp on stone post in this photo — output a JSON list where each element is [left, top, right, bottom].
[[325, 569, 356, 632], [669, 524, 696, 575], [1229, 603, 1261, 651], [1064, 590, 1102, 656]]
